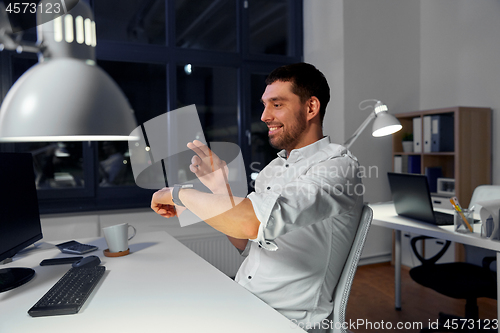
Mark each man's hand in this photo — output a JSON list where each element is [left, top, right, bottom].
[[187, 140, 229, 195], [151, 187, 186, 218]]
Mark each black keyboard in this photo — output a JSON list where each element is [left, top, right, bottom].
[[434, 211, 454, 225], [28, 266, 105, 317], [434, 211, 480, 226]]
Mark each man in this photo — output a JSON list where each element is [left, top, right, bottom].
[[151, 63, 363, 327]]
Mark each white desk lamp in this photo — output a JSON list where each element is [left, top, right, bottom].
[[0, 0, 138, 142], [343, 99, 402, 149]]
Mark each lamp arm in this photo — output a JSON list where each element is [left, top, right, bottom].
[[343, 110, 376, 149], [0, 31, 41, 54], [0, 3, 41, 54]]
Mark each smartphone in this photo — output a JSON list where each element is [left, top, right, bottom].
[[56, 240, 98, 255], [40, 257, 84, 266]]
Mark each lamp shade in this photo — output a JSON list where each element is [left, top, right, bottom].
[[0, 0, 138, 142], [372, 111, 402, 137], [0, 58, 138, 142]]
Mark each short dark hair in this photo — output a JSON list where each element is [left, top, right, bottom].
[[265, 62, 330, 123]]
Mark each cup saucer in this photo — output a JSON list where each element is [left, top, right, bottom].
[[103, 248, 130, 257]]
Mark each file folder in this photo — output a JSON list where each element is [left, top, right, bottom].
[[413, 117, 422, 153], [408, 155, 421, 174], [431, 115, 454, 152], [423, 116, 432, 153], [425, 166, 443, 193], [394, 156, 402, 173]]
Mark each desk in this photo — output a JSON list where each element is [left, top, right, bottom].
[[0, 231, 303, 332], [370, 202, 500, 320]]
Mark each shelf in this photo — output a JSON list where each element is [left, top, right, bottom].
[[393, 152, 455, 156], [392, 106, 491, 207], [423, 152, 455, 156], [393, 152, 422, 155]]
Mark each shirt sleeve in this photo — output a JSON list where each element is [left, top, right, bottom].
[[247, 154, 361, 251]]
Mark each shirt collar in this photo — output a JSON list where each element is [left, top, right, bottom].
[[277, 136, 331, 163]]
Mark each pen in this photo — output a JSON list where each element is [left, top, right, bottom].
[[449, 197, 473, 232]]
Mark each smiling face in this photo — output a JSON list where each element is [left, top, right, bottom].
[[260, 81, 308, 153]]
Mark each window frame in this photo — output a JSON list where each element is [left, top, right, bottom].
[[0, 0, 303, 214]]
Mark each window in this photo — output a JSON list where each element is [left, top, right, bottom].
[[175, 0, 237, 52], [0, 0, 303, 213], [94, 0, 166, 45], [176, 64, 238, 144], [248, 72, 280, 184], [249, 0, 291, 55]]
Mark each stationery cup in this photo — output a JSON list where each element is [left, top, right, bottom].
[[103, 223, 136, 253], [454, 209, 473, 233]]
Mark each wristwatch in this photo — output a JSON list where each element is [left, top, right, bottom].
[[172, 184, 194, 207]]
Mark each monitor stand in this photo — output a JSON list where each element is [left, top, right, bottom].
[[0, 267, 35, 293]]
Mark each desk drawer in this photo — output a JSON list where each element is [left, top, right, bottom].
[[431, 195, 451, 210]]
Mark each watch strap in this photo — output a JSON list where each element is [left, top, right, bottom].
[[172, 184, 193, 207]]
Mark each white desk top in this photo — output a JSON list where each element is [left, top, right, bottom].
[[370, 202, 500, 252], [0, 231, 302, 332]]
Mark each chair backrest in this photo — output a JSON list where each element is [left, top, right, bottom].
[[325, 205, 373, 333], [468, 185, 500, 210]]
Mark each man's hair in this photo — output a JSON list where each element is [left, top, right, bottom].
[[265, 62, 330, 123]]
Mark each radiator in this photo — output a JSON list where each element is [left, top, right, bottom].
[[179, 234, 245, 278]]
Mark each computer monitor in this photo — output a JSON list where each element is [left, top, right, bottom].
[[0, 152, 43, 293]]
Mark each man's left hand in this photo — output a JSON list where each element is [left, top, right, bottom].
[[151, 187, 185, 218]]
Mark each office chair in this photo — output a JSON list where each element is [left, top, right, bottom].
[[409, 185, 500, 332], [324, 205, 373, 333]]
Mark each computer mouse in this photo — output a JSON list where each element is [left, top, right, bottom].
[[72, 255, 101, 268]]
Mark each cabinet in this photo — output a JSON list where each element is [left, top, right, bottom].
[[392, 106, 492, 208], [392, 107, 491, 265]]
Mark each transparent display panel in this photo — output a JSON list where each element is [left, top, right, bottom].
[[94, 0, 166, 44], [249, 0, 290, 55], [175, 0, 236, 52]]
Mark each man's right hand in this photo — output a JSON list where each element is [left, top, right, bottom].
[[187, 140, 230, 195]]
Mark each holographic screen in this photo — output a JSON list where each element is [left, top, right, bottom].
[[128, 105, 248, 227]]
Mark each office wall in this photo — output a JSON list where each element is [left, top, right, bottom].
[[305, 0, 420, 203], [303, 0, 345, 145], [420, 0, 500, 185], [304, 0, 420, 263]]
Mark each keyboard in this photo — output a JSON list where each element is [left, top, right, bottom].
[[434, 211, 454, 225], [434, 211, 480, 226], [28, 266, 105, 317]]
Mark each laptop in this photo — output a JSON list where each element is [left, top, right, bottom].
[[387, 172, 456, 225]]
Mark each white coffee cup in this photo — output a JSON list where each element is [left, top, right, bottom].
[[103, 223, 136, 253]]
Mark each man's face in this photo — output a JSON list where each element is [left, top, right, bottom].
[[260, 81, 307, 152]]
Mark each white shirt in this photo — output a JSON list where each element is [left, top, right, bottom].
[[235, 136, 363, 325]]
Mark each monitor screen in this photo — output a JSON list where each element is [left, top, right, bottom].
[[0, 152, 43, 292]]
